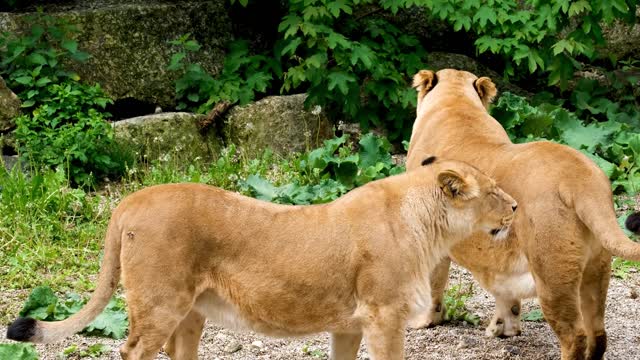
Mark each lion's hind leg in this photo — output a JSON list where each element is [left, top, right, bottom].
[[164, 310, 206, 360], [119, 289, 196, 360], [580, 250, 611, 360]]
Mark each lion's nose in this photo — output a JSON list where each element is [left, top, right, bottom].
[[512, 203, 518, 212]]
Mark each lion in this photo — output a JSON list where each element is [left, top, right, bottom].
[[7, 157, 516, 360], [407, 68, 640, 360]]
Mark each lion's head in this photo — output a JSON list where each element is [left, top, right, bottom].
[[425, 156, 516, 240], [412, 69, 497, 112]]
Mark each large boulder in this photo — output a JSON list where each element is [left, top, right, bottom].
[[223, 94, 335, 157], [426, 52, 532, 97], [0, 76, 20, 132], [602, 6, 640, 61], [113, 112, 223, 161], [0, 0, 231, 109]]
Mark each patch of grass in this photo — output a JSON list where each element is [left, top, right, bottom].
[[443, 282, 480, 326]]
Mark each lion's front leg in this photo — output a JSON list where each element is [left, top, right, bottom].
[[485, 297, 522, 338], [408, 256, 450, 329]]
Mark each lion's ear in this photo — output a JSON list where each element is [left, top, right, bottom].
[[412, 70, 437, 106], [412, 70, 437, 92], [473, 76, 497, 108], [437, 169, 479, 200]]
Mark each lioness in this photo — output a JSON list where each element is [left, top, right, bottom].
[[7, 158, 516, 360], [408, 69, 640, 360]]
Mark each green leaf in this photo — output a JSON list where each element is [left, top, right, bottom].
[[326, 31, 351, 49], [350, 44, 375, 68], [327, 0, 352, 17], [522, 308, 545, 322], [167, 53, 186, 71], [184, 40, 201, 52], [14, 76, 33, 85], [281, 38, 302, 56], [85, 299, 128, 339], [245, 175, 278, 201], [327, 71, 356, 95], [0, 344, 38, 360], [473, 6, 497, 27], [358, 133, 391, 168], [20, 285, 59, 318], [27, 53, 47, 65], [61, 40, 78, 53], [552, 39, 574, 56]]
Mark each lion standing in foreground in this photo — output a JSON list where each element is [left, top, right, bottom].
[[408, 69, 640, 360], [7, 158, 516, 359]]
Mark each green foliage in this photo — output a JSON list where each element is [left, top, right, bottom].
[[423, 0, 639, 89], [168, 34, 278, 113], [0, 344, 38, 360], [1, 12, 125, 187], [491, 92, 640, 194], [20, 286, 128, 339], [278, 0, 427, 140], [244, 133, 404, 204], [60, 343, 110, 359], [443, 283, 480, 325], [0, 11, 89, 107], [522, 308, 545, 322], [301, 344, 327, 358], [14, 81, 122, 187]]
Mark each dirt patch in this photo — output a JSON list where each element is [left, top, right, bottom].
[[2, 264, 640, 359]]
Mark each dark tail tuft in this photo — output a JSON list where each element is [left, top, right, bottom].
[[6, 317, 37, 342], [625, 212, 640, 235]]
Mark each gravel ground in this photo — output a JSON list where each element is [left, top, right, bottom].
[[2, 264, 640, 360]]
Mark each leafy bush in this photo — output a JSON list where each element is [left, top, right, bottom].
[[0, 344, 38, 360], [168, 34, 279, 113], [0, 14, 130, 187], [244, 133, 404, 204], [13, 81, 124, 186], [0, 11, 89, 107], [423, 0, 638, 89]]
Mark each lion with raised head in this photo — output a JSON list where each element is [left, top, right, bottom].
[[7, 157, 516, 360], [408, 68, 640, 360]]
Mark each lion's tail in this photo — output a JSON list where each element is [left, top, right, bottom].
[[575, 190, 640, 261], [6, 218, 122, 343]]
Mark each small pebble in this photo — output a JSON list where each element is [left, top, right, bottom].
[[456, 336, 479, 349], [224, 340, 242, 353], [502, 345, 521, 356], [251, 340, 264, 349]]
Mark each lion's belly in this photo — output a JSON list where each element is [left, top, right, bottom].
[[193, 290, 360, 337]]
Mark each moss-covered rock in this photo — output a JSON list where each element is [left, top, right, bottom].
[[0, 76, 20, 132], [113, 112, 222, 162], [0, 0, 231, 108], [223, 94, 335, 157]]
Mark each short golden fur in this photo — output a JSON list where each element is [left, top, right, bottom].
[[7, 159, 516, 360], [407, 68, 640, 360]]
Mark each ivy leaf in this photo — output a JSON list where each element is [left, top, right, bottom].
[[281, 38, 302, 56], [327, 0, 352, 18], [350, 44, 375, 67], [326, 31, 351, 49], [473, 6, 497, 27], [246, 71, 272, 92], [551, 39, 574, 55], [568, 0, 591, 16], [278, 15, 302, 38], [327, 71, 356, 95]]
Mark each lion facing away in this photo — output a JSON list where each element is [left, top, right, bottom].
[[408, 68, 640, 360], [7, 157, 516, 360]]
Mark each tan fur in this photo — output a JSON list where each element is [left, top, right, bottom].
[[407, 69, 640, 360], [11, 160, 516, 360]]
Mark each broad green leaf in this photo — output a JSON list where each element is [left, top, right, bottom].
[[327, 71, 356, 95], [245, 175, 278, 201], [473, 6, 497, 27], [20, 285, 58, 318], [0, 344, 38, 360], [27, 53, 47, 65], [350, 44, 375, 68]]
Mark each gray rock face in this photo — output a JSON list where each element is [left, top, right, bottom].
[[223, 94, 335, 157], [0, 76, 21, 132], [113, 112, 222, 161], [0, 1, 231, 109], [427, 52, 531, 97], [602, 6, 640, 61]]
